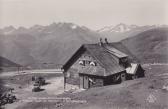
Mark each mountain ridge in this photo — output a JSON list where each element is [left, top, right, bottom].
[[0, 22, 167, 68], [0, 22, 101, 68], [97, 23, 168, 42], [97, 23, 167, 33], [121, 27, 168, 63]]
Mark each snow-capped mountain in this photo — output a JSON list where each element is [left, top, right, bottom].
[[29, 25, 45, 32], [2, 26, 16, 35], [0, 22, 88, 35], [97, 23, 138, 33], [97, 23, 168, 33], [97, 23, 168, 42]]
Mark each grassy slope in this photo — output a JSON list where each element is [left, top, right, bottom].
[[121, 27, 168, 63], [56, 65, 168, 109], [0, 56, 20, 68], [0, 56, 21, 92]]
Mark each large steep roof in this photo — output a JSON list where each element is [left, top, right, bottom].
[[63, 42, 138, 76]]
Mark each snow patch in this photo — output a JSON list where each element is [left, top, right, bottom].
[[98, 23, 139, 33], [71, 25, 77, 29], [3, 30, 15, 35]]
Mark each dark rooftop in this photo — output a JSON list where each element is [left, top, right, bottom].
[[63, 42, 138, 76]]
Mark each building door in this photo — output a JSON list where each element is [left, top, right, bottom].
[[80, 76, 84, 89], [121, 73, 126, 82], [83, 76, 89, 89]]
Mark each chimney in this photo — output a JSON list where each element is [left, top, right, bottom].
[[105, 38, 108, 44], [99, 38, 103, 46]]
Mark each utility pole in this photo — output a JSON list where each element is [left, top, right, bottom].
[[63, 71, 66, 92]]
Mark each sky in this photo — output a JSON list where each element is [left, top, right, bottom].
[[0, 0, 168, 30]]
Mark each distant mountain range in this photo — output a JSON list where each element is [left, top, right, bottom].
[[97, 23, 139, 33], [97, 23, 168, 42], [0, 22, 101, 68], [98, 23, 168, 33], [0, 23, 167, 68]]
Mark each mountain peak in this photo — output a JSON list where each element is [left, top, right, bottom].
[[3, 26, 15, 30], [30, 25, 45, 32], [97, 23, 139, 33], [114, 23, 129, 32], [2, 26, 16, 35], [31, 24, 44, 29], [48, 22, 79, 29], [117, 23, 127, 26]]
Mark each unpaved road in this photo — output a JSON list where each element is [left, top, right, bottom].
[[0, 69, 63, 77], [4, 77, 64, 109], [23, 77, 64, 95]]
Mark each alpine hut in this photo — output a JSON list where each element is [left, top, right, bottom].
[[63, 39, 145, 89]]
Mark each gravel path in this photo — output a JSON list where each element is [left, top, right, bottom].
[[4, 77, 64, 109], [0, 69, 63, 77]]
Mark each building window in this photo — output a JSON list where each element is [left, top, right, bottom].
[[119, 58, 130, 68], [79, 60, 85, 66], [79, 60, 97, 66], [79, 60, 83, 65], [90, 61, 96, 66]]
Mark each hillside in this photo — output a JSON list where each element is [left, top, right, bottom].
[[0, 56, 20, 73], [0, 23, 101, 68], [0, 56, 20, 67], [121, 27, 168, 63]]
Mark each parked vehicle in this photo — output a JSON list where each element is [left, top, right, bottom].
[[32, 85, 41, 92], [32, 81, 42, 92], [35, 76, 46, 86]]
